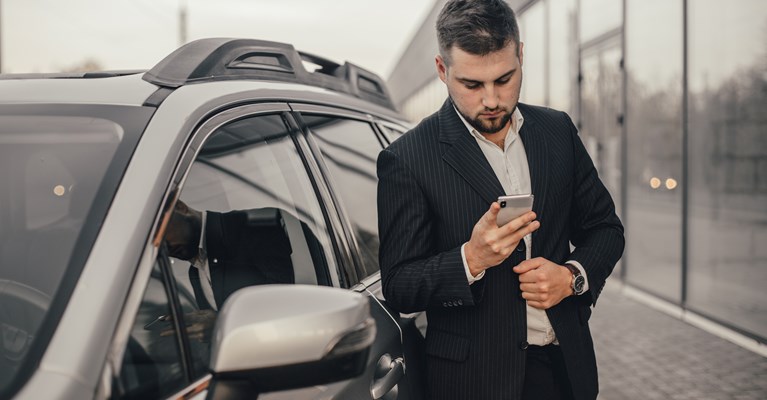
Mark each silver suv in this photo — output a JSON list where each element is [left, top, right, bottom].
[[0, 38, 425, 400]]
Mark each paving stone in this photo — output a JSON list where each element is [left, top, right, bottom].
[[590, 283, 767, 400]]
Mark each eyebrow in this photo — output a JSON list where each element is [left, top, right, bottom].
[[456, 68, 516, 85]]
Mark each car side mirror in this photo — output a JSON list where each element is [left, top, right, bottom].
[[206, 284, 376, 399]]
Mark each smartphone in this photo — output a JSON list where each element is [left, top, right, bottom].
[[496, 194, 534, 227]]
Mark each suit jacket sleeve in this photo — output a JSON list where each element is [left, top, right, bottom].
[[563, 112, 625, 305], [377, 147, 483, 314]]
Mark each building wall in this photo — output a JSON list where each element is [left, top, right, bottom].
[[387, 0, 767, 343]]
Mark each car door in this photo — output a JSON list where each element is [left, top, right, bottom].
[[292, 105, 426, 400], [109, 103, 418, 400]]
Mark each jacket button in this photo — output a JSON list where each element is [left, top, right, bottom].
[[443, 302, 448, 307], [516, 244, 524, 252], [457, 299, 463, 306], [519, 341, 529, 350]]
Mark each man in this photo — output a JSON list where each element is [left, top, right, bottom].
[[164, 200, 295, 310], [377, 1, 624, 399]]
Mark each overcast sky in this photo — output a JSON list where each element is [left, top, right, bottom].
[[1, 0, 435, 78]]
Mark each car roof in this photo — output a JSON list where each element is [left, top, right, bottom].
[[0, 73, 158, 106], [0, 38, 401, 119]]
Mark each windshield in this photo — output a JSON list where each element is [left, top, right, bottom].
[[0, 104, 153, 397]]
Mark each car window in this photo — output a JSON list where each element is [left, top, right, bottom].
[[163, 113, 338, 378], [0, 106, 151, 398], [301, 115, 384, 278], [116, 260, 186, 400], [378, 123, 406, 143]]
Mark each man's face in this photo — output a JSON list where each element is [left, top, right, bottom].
[[164, 208, 201, 261], [436, 42, 524, 135]]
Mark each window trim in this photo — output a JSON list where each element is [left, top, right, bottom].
[[290, 105, 392, 281]]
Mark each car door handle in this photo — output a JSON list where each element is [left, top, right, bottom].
[[370, 353, 405, 399]]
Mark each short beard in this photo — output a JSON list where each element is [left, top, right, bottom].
[[455, 102, 513, 134]]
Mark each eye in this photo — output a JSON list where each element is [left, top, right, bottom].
[[496, 78, 511, 85], [464, 83, 480, 90]]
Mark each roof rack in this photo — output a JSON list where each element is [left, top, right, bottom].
[[143, 38, 396, 110]]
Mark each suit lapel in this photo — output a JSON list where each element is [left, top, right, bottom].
[[517, 105, 549, 241], [205, 211, 226, 305], [439, 99, 505, 204]]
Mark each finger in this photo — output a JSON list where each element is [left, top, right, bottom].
[[518, 270, 539, 283], [500, 211, 537, 234], [514, 257, 546, 274], [520, 282, 538, 293], [521, 291, 543, 302], [483, 202, 502, 225], [496, 220, 539, 249], [526, 300, 547, 310]]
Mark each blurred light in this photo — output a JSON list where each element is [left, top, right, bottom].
[[666, 178, 678, 190], [650, 177, 661, 189], [53, 185, 66, 196]]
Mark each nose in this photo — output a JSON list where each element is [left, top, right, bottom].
[[481, 85, 499, 110]]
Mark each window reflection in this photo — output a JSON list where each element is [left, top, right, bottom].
[[519, 1, 546, 106], [579, 0, 623, 44], [687, 0, 767, 338], [624, 0, 684, 301], [304, 116, 384, 278]]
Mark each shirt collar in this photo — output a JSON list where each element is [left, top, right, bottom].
[[453, 106, 525, 150], [190, 210, 207, 266]]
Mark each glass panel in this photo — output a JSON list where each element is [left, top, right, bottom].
[[303, 116, 383, 278], [401, 78, 448, 123], [624, 0, 684, 301], [580, 41, 623, 215], [118, 261, 185, 399], [162, 113, 337, 376], [580, 40, 624, 277], [579, 0, 623, 44], [0, 106, 151, 395], [687, 0, 767, 339], [378, 124, 406, 143], [548, 0, 577, 114], [518, 1, 546, 106]]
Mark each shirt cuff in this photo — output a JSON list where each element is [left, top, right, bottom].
[[461, 243, 485, 284], [566, 260, 589, 294]]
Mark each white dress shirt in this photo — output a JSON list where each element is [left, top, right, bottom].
[[455, 107, 589, 346], [189, 211, 218, 310]]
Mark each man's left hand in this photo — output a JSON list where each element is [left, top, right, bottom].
[[513, 257, 572, 310]]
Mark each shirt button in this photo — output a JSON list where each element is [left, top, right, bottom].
[[519, 341, 529, 350]]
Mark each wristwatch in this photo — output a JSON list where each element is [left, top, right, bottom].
[[563, 263, 586, 296]]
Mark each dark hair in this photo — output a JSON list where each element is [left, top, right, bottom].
[[436, 0, 520, 65]]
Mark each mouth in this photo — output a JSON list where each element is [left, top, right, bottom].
[[480, 111, 502, 118]]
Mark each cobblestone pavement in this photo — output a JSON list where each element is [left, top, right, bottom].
[[590, 282, 767, 400]]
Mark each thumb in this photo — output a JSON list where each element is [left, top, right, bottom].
[[484, 202, 501, 224], [513, 258, 544, 274]]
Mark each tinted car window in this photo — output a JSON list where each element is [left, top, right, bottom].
[[162, 113, 338, 377], [117, 261, 186, 400], [0, 106, 151, 397], [302, 115, 384, 278], [378, 124, 406, 143]]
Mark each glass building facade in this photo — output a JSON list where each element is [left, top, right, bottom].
[[394, 0, 767, 343]]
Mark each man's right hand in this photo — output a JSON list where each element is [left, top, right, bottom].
[[464, 202, 540, 277]]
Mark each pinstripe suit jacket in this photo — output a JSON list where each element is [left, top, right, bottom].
[[377, 99, 624, 400]]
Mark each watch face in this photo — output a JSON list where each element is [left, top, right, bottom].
[[574, 276, 586, 293]]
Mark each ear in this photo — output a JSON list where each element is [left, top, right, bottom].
[[436, 54, 448, 84], [518, 41, 525, 67], [175, 199, 189, 214]]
